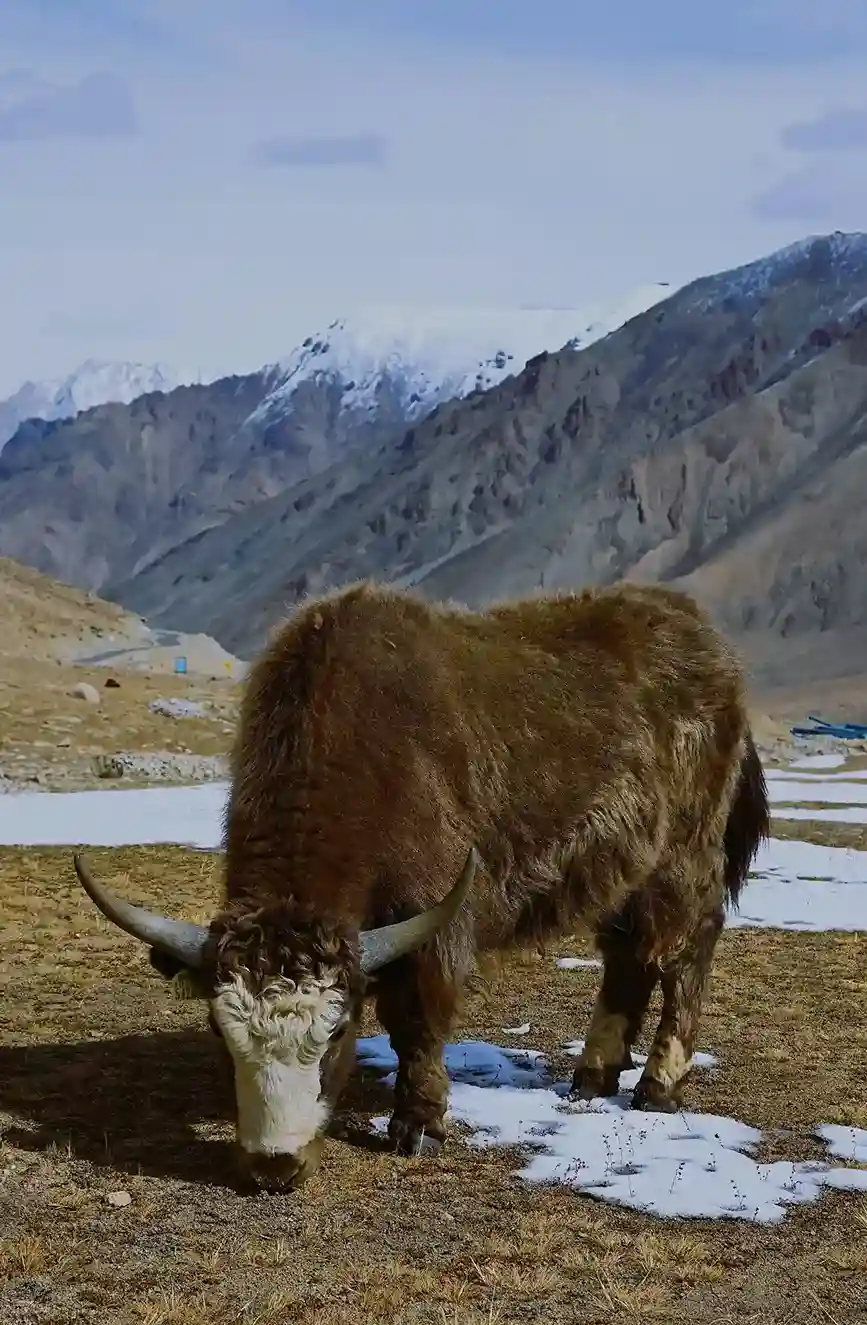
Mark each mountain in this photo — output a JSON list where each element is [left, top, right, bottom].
[[253, 291, 670, 429], [0, 359, 180, 449], [107, 231, 867, 686], [0, 291, 670, 592], [5, 233, 867, 688]]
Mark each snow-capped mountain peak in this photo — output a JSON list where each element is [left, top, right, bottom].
[[253, 286, 672, 426], [0, 358, 180, 448]]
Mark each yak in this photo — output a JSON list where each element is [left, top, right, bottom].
[[73, 579, 769, 1192]]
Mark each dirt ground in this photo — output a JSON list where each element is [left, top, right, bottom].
[[0, 558, 241, 793], [0, 656, 237, 790], [0, 837, 865, 1325]]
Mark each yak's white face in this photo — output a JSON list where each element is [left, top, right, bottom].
[[210, 970, 348, 1170]]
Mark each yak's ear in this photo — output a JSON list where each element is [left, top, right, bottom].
[[148, 948, 211, 1000]]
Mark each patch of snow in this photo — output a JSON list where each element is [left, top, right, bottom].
[[557, 957, 603, 970], [815, 1124, 867, 1165], [752, 837, 867, 884], [148, 698, 211, 720], [0, 358, 180, 447], [0, 783, 229, 848], [250, 290, 671, 428], [729, 837, 867, 931], [502, 1023, 532, 1036], [767, 779, 867, 805], [788, 754, 847, 770], [357, 1036, 867, 1222]]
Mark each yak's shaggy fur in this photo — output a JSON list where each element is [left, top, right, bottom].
[[185, 578, 769, 1170]]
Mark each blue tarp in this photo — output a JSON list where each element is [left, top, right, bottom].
[[790, 714, 867, 740]]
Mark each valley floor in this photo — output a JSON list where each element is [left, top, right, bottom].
[[0, 769, 866, 1323]]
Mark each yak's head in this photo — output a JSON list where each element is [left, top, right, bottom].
[[71, 849, 477, 1192]]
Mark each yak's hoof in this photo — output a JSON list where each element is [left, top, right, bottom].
[[569, 1064, 622, 1101], [388, 1118, 445, 1158], [630, 1077, 679, 1113]]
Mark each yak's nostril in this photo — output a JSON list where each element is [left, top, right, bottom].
[[245, 1152, 308, 1192]]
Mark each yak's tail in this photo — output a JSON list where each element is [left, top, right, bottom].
[[723, 731, 770, 909]]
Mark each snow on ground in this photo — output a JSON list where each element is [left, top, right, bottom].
[[731, 837, 867, 930], [767, 763, 867, 824], [556, 957, 603, 970], [0, 783, 226, 848], [1, 781, 867, 929], [788, 754, 847, 770], [767, 778, 867, 804], [816, 1124, 867, 1165], [356, 1036, 867, 1223]]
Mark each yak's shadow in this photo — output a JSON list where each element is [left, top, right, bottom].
[[0, 1029, 397, 1187]]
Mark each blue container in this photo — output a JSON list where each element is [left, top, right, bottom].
[[173, 656, 188, 675]]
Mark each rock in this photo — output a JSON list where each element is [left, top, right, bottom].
[[71, 682, 100, 705], [106, 1190, 132, 1208], [148, 697, 209, 720], [104, 677, 121, 688], [92, 755, 125, 779]]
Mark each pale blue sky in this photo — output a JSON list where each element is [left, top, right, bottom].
[[0, 0, 865, 394]]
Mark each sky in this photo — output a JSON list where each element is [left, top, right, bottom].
[[0, 0, 866, 396]]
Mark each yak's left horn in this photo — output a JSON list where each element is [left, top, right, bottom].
[[358, 845, 479, 975], [72, 852, 209, 968]]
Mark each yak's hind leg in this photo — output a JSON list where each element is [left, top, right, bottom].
[[570, 902, 660, 1099], [374, 948, 459, 1157], [631, 902, 724, 1113]]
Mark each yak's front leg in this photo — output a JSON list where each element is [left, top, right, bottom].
[[632, 907, 724, 1113], [570, 929, 659, 1099], [375, 950, 459, 1156]]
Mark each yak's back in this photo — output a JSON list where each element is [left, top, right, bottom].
[[235, 580, 747, 780], [240, 579, 746, 739], [486, 582, 744, 715]]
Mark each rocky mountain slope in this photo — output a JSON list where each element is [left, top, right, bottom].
[[4, 233, 867, 687], [106, 232, 867, 684], [0, 359, 180, 449], [0, 295, 666, 595]]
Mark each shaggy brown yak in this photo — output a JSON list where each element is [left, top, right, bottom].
[[73, 579, 769, 1191]]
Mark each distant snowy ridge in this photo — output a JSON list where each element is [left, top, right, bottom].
[[0, 358, 180, 448], [684, 230, 867, 312], [252, 285, 673, 426], [1, 288, 672, 451]]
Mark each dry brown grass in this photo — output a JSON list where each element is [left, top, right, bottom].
[[1, 839, 866, 1324], [0, 555, 133, 663], [769, 816, 867, 852], [0, 656, 238, 788]]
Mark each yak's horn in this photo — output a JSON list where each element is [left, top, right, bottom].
[[72, 852, 208, 969], [359, 846, 479, 975]]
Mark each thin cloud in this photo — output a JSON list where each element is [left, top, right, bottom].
[[751, 159, 866, 222], [251, 133, 386, 169], [0, 71, 137, 142], [781, 107, 867, 152]]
